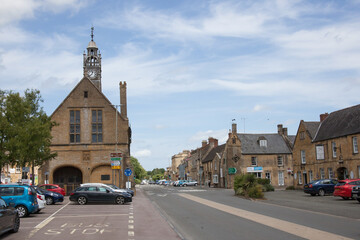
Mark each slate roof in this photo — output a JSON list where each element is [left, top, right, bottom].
[[202, 144, 226, 163], [313, 104, 360, 142], [303, 121, 320, 140], [237, 133, 293, 154]]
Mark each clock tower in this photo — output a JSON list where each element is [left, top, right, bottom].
[[83, 27, 102, 91]]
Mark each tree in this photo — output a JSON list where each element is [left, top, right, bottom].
[[130, 156, 147, 180], [1, 89, 57, 184]]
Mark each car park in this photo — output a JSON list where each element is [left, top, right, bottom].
[[38, 184, 66, 196], [70, 185, 132, 205], [0, 184, 39, 218], [34, 186, 64, 205], [303, 179, 338, 196], [333, 179, 360, 200], [0, 197, 20, 236]]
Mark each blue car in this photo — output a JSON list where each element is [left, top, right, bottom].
[[304, 179, 338, 196], [0, 184, 39, 217], [34, 186, 64, 205]]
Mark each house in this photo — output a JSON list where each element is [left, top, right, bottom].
[[221, 123, 295, 189], [293, 104, 360, 187], [38, 29, 132, 193], [202, 142, 225, 187]]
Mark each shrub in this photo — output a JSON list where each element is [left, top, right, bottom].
[[134, 179, 141, 185], [262, 183, 275, 192], [286, 185, 295, 190], [248, 185, 264, 198], [257, 178, 270, 185]]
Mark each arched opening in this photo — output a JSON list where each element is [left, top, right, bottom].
[[337, 167, 349, 180], [53, 166, 82, 195], [90, 165, 112, 184]]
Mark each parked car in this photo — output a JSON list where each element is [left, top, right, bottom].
[[34, 186, 64, 205], [81, 183, 134, 197], [0, 184, 39, 218], [174, 180, 188, 187], [333, 179, 360, 200], [0, 197, 20, 236], [351, 185, 360, 202], [35, 191, 46, 213], [303, 179, 338, 196], [183, 180, 198, 186], [69, 185, 132, 205], [38, 184, 66, 196]]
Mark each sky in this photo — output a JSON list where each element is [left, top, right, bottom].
[[1, 0, 360, 171]]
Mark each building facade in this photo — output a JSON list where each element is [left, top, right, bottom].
[[38, 29, 132, 194]]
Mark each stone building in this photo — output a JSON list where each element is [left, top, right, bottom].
[[202, 141, 225, 188], [38, 29, 132, 194], [293, 105, 360, 187], [170, 150, 189, 180], [221, 123, 295, 189]]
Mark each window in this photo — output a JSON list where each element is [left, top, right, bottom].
[[316, 145, 324, 160], [353, 137, 358, 154], [332, 142, 337, 158], [328, 168, 334, 179], [70, 110, 80, 143], [278, 171, 284, 186], [309, 170, 313, 182], [265, 172, 271, 183], [16, 166, 21, 173], [251, 157, 257, 166], [92, 110, 103, 143], [320, 168, 325, 179], [255, 172, 262, 178], [298, 171, 302, 184], [300, 131, 305, 140], [84, 91, 88, 98], [301, 150, 306, 163], [259, 140, 267, 147], [277, 156, 283, 166], [0, 198, 6, 208], [98, 187, 108, 192], [213, 175, 219, 184]]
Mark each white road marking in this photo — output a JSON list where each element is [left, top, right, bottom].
[[179, 193, 353, 240]]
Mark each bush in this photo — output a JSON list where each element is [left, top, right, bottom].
[[262, 183, 275, 192], [257, 178, 270, 185], [134, 179, 141, 185], [248, 185, 264, 198], [286, 185, 295, 190]]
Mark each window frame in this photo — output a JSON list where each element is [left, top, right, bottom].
[[301, 150, 306, 163], [70, 110, 81, 143], [353, 137, 358, 154], [251, 157, 257, 166], [277, 155, 284, 166], [332, 142, 337, 158], [315, 145, 324, 160], [92, 110, 103, 143]]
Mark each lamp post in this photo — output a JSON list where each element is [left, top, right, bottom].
[[111, 104, 122, 188]]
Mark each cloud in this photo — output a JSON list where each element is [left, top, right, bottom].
[[189, 129, 228, 145], [133, 149, 152, 158]]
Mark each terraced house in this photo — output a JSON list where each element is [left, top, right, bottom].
[[221, 123, 295, 189], [293, 104, 360, 187]]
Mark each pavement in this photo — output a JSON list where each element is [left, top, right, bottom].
[[133, 186, 181, 240]]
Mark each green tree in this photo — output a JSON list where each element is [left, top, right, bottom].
[[130, 156, 147, 180], [2, 89, 57, 184]]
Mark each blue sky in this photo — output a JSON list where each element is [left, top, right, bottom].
[[1, 0, 360, 170]]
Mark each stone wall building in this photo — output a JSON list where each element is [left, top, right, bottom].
[[293, 105, 360, 187], [38, 29, 132, 194], [170, 150, 189, 180]]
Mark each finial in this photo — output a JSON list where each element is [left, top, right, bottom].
[[91, 26, 94, 41]]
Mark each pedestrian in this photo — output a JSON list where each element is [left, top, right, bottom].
[[208, 180, 210, 188]]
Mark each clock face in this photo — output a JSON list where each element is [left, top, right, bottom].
[[87, 69, 97, 79]]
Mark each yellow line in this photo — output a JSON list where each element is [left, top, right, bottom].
[[179, 193, 353, 240]]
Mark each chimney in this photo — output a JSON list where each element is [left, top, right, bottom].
[[320, 113, 329, 122], [277, 124, 283, 135], [208, 137, 218, 148], [232, 123, 237, 134], [120, 81, 127, 119], [202, 140, 207, 148], [283, 128, 288, 136]]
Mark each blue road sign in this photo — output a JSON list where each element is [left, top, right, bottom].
[[124, 168, 132, 176]]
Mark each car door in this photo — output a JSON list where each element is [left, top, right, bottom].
[[86, 187, 98, 202], [0, 198, 12, 231], [97, 187, 113, 202]]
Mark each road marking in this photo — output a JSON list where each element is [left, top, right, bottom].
[[179, 193, 353, 240], [54, 213, 128, 218], [178, 189, 206, 192]]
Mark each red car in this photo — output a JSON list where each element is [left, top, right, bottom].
[[333, 179, 360, 200], [38, 184, 66, 196]]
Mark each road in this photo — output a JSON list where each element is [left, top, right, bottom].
[[141, 185, 360, 240]]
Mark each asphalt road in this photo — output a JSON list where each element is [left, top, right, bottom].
[[141, 185, 360, 240]]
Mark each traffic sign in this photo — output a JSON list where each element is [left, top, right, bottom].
[[110, 152, 122, 161], [124, 168, 132, 176], [111, 161, 121, 169], [228, 167, 237, 175]]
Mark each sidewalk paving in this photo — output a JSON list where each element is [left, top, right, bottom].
[[133, 186, 181, 240]]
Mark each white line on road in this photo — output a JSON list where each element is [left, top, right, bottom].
[[179, 193, 353, 240]]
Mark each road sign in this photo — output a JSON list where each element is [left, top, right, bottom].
[[228, 167, 237, 175], [110, 152, 122, 161], [124, 168, 132, 176], [111, 161, 121, 169]]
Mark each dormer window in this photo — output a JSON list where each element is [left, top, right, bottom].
[[258, 136, 267, 147]]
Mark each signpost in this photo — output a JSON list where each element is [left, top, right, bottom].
[[124, 168, 132, 189], [110, 153, 122, 170], [228, 167, 237, 175]]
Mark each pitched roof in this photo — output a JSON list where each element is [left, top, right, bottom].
[[313, 104, 360, 142], [237, 133, 293, 154], [202, 144, 226, 163], [303, 121, 320, 140]]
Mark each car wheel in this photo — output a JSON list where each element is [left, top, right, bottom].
[[341, 197, 349, 200], [318, 189, 325, 196], [16, 205, 28, 218], [10, 213, 20, 233], [46, 197, 54, 205], [115, 196, 125, 205], [77, 196, 87, 205]]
